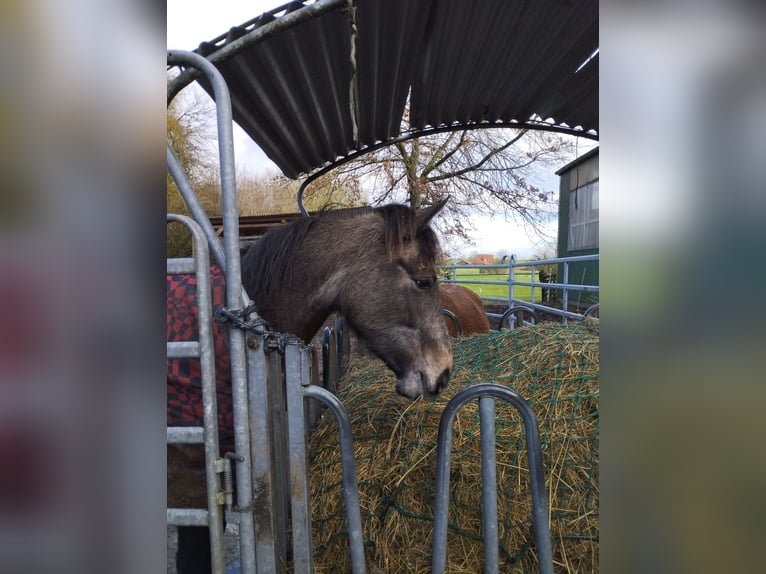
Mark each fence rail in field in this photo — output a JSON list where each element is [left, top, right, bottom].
[[439, 254, 599, 326]]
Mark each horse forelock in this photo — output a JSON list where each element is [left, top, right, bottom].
[[376, 204, 440, 270]]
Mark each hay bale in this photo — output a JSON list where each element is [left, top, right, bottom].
[[308, 322, 599, 573]]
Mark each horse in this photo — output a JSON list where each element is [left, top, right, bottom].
[[439, 283, 490, 336], [167, 200, 453, 574]]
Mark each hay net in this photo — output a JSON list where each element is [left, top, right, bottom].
[[308, 322, 599, 573]]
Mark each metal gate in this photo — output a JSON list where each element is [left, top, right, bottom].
[[167, 49, 552, 574]]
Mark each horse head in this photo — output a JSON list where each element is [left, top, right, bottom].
[[242, 199, 453, 399], [335, 200, 453, 399]]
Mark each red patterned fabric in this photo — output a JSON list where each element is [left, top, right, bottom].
[[167, 266, 235, 453]]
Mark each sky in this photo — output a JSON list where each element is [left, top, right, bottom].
[[167, 0, 595, 258]]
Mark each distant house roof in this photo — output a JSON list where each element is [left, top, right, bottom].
[[475, 254, 494, 264], [169, 0, 598, 180]]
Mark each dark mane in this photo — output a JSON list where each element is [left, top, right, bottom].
[[241, 216, 315, 297], [375, 204, 440, 269]]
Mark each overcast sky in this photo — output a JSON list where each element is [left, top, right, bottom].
[[167, 0, 592, 258]]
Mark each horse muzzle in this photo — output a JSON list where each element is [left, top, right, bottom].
[[395, 367, 451, 399]]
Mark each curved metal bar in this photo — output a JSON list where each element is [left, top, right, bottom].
[[297, 176, 311, 217], [303, 385, 367, 574], [583, 303, 599, 318], [166, 214, 225, 574], [296, 121, 596, 214], [167, 49, 258, 574], [431, 383, 553, 574], [167, 144, 227, 269], [441, 309, 462, 336], [499, 305, 538, 330]]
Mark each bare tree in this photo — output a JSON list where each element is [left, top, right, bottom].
[[325, 117, 578, 243], [237, 170, 367, 216]]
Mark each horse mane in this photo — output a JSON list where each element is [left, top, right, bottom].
[[241, 216, 315, 297], [241, 204, 441, 297]]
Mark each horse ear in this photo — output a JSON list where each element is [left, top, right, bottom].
[[416, 197, 448, 229]]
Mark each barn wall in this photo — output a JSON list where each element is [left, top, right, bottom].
[[556, 148, 599, 309]]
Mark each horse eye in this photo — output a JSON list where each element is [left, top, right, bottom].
[[413, 277, 433, 290]]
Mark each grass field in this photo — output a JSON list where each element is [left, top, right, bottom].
[[439, 267, 542, 303]]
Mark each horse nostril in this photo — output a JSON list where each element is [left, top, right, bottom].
[[437, 368, 450, 390]]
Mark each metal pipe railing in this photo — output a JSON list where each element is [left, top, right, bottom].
[[431, 384, 553, 574], [438, 254, 599, 324], [166, 214, 225, 574], [167, 49, 257, 574]]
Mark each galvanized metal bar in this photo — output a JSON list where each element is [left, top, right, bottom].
[[479, 397, 499, 573], [167, 144, 227, 269], [441, 309, 462, 335], [285, 343, 313, 573], [269, 350, 290, 563], [562, 262, 570, 325], [505, 299, 587, 321], [303, 385, 366, 574], [167, 508, 210, 527], [335, 315, 348, 380], [166, 427, 204, 444], [432, 384, 553, 574], [440, 277, 598, 293], [166, 213, 225, 574], [500, 280, 599, 292], [167, 341, 201, 359], [507, 255, 516, 308], [245, 336, 279, 572], [306, 346, 324, 431], [322, 326, 339, 395], [167, 49, 257, 574], [167, 257, 196, 275]]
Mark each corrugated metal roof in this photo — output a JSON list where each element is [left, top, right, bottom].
[[173, 0, 598, 179]]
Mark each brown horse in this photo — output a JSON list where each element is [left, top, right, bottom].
[[241, 200, 452, 398], [440, 283, 490, 336], [168, 201, 452, 574]]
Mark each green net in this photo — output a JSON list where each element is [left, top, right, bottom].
[[308, 322, 599, 573]]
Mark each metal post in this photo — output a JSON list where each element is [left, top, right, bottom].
[[562, 262, 570, 325], [245, 337, 279, 572], [322, 326, 339, 395], [303, 385, 367, 574], [431, 384, 553, 574], [268, 350, 290, 563], [479, 397, 498, 573], [508, 255, 516, 308], [285, 343, 313, 573], [167, 49, 258, 574]]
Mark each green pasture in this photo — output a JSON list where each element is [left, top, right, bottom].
[[439, 267, 542, 303]]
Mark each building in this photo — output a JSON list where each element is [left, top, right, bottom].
[[555, 147, 599, 307], [474, 254, 494, 265]]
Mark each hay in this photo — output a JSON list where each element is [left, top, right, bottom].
[[308, 322, 599, 573]]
